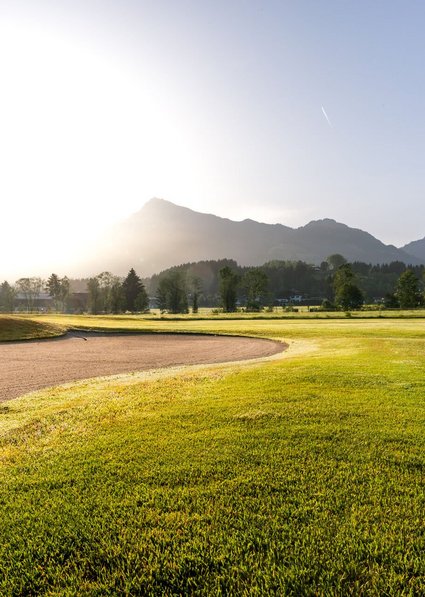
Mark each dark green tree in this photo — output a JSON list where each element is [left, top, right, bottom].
[[134, 289, 149, 312], [47, 274, 70, 313], [335, 283, 364, 310], [189, 276, 202, 314], [219, 266, 239, 312], [333, 263, 354, 287], [122, 268, 148, 312], [47, 274, 62, 311], [97, 272, 115, 313], [242, 268, 268, 311], [395, 270, 421, 308], [0, 281, 16, 312], [327, 254, 347, 271], [192, 292, 199, 314], [156, 282, 167, 313], [110, 279, 125, 314], [321, 298, 336, 311], [87, 277, 101, 314], [333, 264, 363, 310], [59, 276, 70, 312], [383, 292, 399, 308], [156, 271, 188, 313]]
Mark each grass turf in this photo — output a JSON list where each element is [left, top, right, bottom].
[[0, 317, 424, 594], [0, 315, 65, 342]]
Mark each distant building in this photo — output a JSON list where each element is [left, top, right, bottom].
[[15, 292, 53, 312], [15, 291, 89, 313], [68, 292, 89, 313]]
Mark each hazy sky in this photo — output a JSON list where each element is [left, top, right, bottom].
[[1, 1, 425, 277]]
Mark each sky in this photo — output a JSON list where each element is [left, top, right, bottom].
[[1, 1, 425, 278]]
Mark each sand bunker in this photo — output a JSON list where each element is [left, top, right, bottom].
[[0, 332, 284, 401]]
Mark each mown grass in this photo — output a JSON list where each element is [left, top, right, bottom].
[[30, 305, 425, 321], [0, 317, 424, 594], [0, 315, 65, 342], [38, 311, 425, 342]]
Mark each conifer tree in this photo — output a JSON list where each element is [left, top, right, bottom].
[[123, 268, 148, 312]]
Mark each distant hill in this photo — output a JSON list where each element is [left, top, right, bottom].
[[400, 237, 425, 262], [75, 198, 423, 276]]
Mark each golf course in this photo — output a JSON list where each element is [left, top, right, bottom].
[[0, 313, 424, 594]]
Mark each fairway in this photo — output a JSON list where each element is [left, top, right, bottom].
[[0, 315, 424, 595]]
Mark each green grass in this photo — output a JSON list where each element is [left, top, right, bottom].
[[1, 317, 425, 594], [28, 305, 425, 322], [35, 311, 425, 342], [0, 315, 65, 342]]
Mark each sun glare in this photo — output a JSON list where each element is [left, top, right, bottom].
[[0, 19, 200, 279]]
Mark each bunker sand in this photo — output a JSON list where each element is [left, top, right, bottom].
[[0, 333, 284, 402]]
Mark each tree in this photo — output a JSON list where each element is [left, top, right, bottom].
[[156, 281, 168, 313], [333, 263, 354, 287], [327, 254, 347, 271], [110, 279, 125, 314], [387, 261, 406, 275], [47, 273, 62, 311], [122, 268, 148, 312], [333, 264, 363, 310], [59, 276, 70, 312], [242, 268, 268, 311], [395, 269, 421, 308], [219, 266, 239, 312], [156, 271, 188, 313], [189, 275, 202, 314], [15, 277, 44, 312], [87, 277, 101, 314], [335, 283, 364, 310], [321, 298, 336, 311], [47, 274, 70, 313], [0, 281, 16, 312], [134, 290, 149, 313], [97, 272, 116, 313], [383, 293, 399, 308]]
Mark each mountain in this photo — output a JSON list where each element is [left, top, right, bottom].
[[75, 198, 423, 276], [400, 237, 425, 262]]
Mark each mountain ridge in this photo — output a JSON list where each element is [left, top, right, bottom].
[[401, 237, 425, 261], [75, 198, 423, 276]]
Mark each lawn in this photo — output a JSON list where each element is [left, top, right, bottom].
[[0, 315, 65, 342], [0, 316, 424, 594]]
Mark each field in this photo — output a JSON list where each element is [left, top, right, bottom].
[[0, 314, 424, 594]]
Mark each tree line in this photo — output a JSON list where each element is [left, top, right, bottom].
[[0, 269, 149, 314], [1, 255, 425, 314], [146, 255, 425, 312]]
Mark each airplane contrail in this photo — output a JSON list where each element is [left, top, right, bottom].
[[321, 105, 333, 128]]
